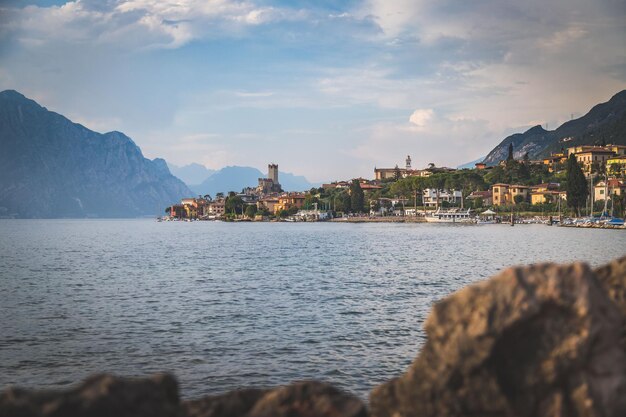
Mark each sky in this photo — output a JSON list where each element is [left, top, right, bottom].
[[1, 0, 625, 182]]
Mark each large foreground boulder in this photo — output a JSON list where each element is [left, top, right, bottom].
[[370, 261, 626, 417], [595, 256, 626, 344]]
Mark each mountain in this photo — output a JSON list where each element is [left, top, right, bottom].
[[167, 163, 215, 186], [483, 90, 626, 165], [457, 157, 485, 170], [190, 166, 320, 196], [0, 90, 192, 218]]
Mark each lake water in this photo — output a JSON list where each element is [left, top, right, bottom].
[[1, 219, 625, 399]]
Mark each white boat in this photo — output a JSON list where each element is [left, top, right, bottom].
[[424, 208, 476, 223]]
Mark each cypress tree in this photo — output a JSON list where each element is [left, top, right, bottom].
[[507, 143, 514, 161], [350, 179, 365, 213], [566, 154, 588, 217]]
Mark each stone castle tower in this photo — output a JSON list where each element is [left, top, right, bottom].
[[268, 164, 279, 184]]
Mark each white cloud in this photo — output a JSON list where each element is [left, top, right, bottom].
[[4, 0, 305, 49], [408, 108, 433, 128]]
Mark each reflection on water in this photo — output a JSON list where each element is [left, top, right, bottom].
[[0, 220, 624, 398]]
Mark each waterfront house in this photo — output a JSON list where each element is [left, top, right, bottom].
[[594, 179, 626, 202], [491, 184, 530, 206], [422, 188, 462, 207], [275, 193, 306, 213], [205, 199, 225, 217], [258, 196, 280, 214]]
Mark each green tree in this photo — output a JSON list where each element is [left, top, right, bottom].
[[566, 154, 588, 216], [393, 165, 402, 181], [245, 205, 257, 218], [513, 194, 525, 205], [350, 179, 365, 213], [225, 195, 244, 215], [507, 143, 514, 161]]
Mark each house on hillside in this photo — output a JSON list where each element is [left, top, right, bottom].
[[594, 179, 626, 202]]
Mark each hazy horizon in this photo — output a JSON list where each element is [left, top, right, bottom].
[[1, 0, 625, 182]]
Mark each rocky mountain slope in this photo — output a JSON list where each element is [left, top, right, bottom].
[[483, 90, 626, 165], [0, 90, 191, 218]]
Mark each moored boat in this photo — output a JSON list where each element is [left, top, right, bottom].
[[424, 208, 476, 223]]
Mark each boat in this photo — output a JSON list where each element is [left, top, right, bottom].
[[424, 208, 476, 223]]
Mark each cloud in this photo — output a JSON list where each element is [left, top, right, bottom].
[[3, 0, 307, 49], [408, 108, 433, 128]]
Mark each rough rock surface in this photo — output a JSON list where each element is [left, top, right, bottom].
[[595, 256, 626, 349], [370, 261, 626, 417], [183, 381, 367, 417], [0, 373, 180, 417]]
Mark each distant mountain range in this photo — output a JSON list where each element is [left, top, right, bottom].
[[167, 163, 216, 187], [0, 90, 191, 218], [188, 166, 320, 197], [483, 90, 626, 165]]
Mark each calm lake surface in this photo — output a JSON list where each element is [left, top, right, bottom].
[[1, 219, 625, 398]]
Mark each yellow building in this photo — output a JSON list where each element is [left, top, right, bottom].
[[491, 184, 531, 206], [605, 145, 626, 156], [574, 148, 616, 173], [542, 153, 567, 172], [606, 155, 626, 176], [594, 179, 625, 202], [491, 183, 510, 206], [261, 193, 306, 214]]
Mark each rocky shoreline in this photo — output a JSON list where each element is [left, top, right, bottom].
[[2, 256, 625, 417]]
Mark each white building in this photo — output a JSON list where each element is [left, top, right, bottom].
[[422, 188, 462, 207]]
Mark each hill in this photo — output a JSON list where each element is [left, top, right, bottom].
[[0, 90, 191, 218], [167, 163, 215, 187], [483, 90, 626, 165], [190, 166, 320, 196]]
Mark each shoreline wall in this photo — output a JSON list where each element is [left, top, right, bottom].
[[2, 256, 625, 417]]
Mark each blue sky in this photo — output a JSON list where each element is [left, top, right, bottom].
[[1, 0, 625, 182]]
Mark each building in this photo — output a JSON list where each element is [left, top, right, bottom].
[[374, 155, 439, 180], [466, 190, 493, 206], [275, 193, 306, 213], [257, 163, 282, 195], [422, 188, 462, 207], [258, 196, 280, 214], [573, 148, 616, 174], [542, 152, 567, 172], [603, 145, 626, 156], [529, 183, 564, 205], [594, 179, 626, 202], [606, 155, 626, 176], [204, 199, 225, 216], [475, 162, 487, 170], [491, 184, 530, 206]]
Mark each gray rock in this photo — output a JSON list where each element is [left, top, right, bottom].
[[182, 381, 366, 417], [370, 262, 626, 417], [0, 373, 179, 417]]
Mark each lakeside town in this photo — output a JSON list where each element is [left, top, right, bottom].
[[163, 144, 626, 228]]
